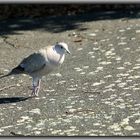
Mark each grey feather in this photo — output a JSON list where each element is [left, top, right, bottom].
[[19, 53, 46, 74]]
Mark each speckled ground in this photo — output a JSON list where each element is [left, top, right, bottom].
[[0, 11, 140, 136]]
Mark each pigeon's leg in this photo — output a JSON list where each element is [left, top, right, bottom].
[[31, 84, 37, 97], [31, 78, 41, 97], [35, 79, 41, 96]]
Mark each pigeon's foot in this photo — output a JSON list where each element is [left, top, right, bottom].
[[31, 79, 41, 97], [31, 92, 38, 97], [31, 86, 39, 97]]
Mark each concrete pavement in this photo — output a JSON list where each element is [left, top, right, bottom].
[[0, 10, 140, 136]]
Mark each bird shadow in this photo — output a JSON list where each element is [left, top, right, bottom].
[[0, 96, 32, 104]]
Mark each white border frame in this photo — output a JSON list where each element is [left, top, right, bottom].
[[0, 1, 139, 140]]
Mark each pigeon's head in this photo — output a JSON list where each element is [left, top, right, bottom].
[[55, 42, 71, 54]]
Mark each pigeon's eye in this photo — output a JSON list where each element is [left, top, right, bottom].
[[60, 46, 63, 49]]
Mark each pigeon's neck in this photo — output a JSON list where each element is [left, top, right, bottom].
[[47, 46, 65, 66]]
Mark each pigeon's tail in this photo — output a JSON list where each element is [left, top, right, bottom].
[[0, 65, 25, 79]]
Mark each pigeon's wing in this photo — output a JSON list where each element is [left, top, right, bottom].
[[20, 52, 46, 74]]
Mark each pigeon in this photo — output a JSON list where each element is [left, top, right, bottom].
[[0, 42, 70, 97]]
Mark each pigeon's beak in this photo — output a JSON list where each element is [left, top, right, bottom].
[[66, 49, 71, 54]]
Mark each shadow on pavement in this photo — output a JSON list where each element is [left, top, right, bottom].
[[0, 10, 139, 36], [0, 96, 32, 104]]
